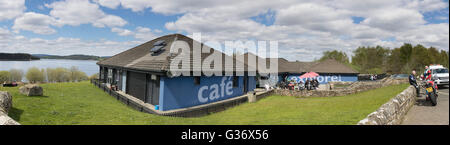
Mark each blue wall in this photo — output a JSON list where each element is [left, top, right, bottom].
[[285, 73, 358, 84], [159, 76, 256, 111]]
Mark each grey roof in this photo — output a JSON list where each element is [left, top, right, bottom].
[[97, 34, 255, 75], [98, 34, 357, 75], [307, 59, 359, 74], [237, 53, 358, 74]]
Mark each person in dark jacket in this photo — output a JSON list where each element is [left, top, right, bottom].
[[305, 79, 311, 90], [409, 70, 420, 97], [314, 78, 319, 89]]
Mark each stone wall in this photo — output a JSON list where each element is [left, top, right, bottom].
[[273, 78, 408, 98], [357, 85, 416, 125], [0, 91, 20, 125]]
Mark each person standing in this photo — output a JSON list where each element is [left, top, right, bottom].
[[409, 70, 420, 97]]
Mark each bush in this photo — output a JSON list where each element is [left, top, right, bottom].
[[46, 66, 88, 83], [46, 67, 70, 82], [89, 73, 99, 80], [9, 69, 24, 82], [26, 67, 45, 83], [69, 66, 88, 82], [0, 71, 11, 83]]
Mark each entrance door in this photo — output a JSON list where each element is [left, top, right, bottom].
[[146, 75, 160, 105], [126, 71, 146, 101]]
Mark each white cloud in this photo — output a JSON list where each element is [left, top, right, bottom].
[[275, 3, 354, 34], [2, 0, 448, 61], [94, 0, 121, 9], [111, 26, 160, 41], [12, 12, 58, 35], [1, 33, 142, 56], [111, 27, 133, 36], [93, 15, 128, 28], [47, 0, 127, 28], [396, 23, 449, 49], [134, 26, 158, 40], [0, 0, 26, 21], [0, 27, 13, 46], [405, 0, 449, 12], [361, 8, 426, 32], [158, 0, 448, 61], [115, 0, 153, 12]]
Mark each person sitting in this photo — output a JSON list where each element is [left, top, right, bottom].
[[306, 79, 313, 90], [288, 81, 295, 90], [111, 81, 118, 91], [313, 78, 319, 89], [299, 81, 305, 90]]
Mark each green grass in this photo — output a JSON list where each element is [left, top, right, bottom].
[[0, 81, 409, 125]]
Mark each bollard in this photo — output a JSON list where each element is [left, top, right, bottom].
[[247, 91, 256, 103]]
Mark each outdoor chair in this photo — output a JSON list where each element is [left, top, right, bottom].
[[111, 82, 118, 91]]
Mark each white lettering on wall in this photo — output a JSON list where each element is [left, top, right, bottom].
[[198, 76, 234, 103]]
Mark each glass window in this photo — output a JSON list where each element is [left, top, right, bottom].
[[194, 76, 200, 85], [435, 69, 449, 73], [233, 76, 239, 88]]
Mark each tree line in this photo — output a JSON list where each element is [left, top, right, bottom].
[[319, 43, 449, 74], [0, 66, 93, 83]]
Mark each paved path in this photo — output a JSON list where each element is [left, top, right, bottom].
[[402, 85, 449, 125]]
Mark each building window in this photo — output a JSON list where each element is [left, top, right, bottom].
[[107, 68, 113, 84], [194, 76, 200, 85], [233, 76, 238, 88], [151, 74, 158, 80]]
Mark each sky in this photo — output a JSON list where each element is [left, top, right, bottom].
[[0, 0, 449, 61]]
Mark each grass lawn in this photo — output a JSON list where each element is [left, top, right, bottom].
[[0, 81, 409, 125]]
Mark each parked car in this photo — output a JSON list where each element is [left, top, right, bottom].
[[390, 74, 409, 79], [426, 65, 449, 87]]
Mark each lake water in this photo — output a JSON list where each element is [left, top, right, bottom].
[[0, 59, 99, 76]]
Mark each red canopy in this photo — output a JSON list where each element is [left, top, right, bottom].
[[299, 72, 319, 79]]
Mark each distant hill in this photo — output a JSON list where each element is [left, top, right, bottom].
[[32, 54, 110, 61], [0, 53, 40, 61]]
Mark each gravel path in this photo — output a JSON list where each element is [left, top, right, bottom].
[[402, 85, 449, 125]]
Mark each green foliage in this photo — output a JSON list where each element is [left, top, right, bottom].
[[320, 50, 350, 64], [351, 46, 390, 74], [351, 43, 449, 74], [46, 66, 88, 82], [26, 67, 45, 83], [9, 69, 24, 82], [89, 73, 99, 80], [69, 66, 88, 82], [0, 71, 11, 83], [1, 81, 408, 125], [46, 67, 69, 82]]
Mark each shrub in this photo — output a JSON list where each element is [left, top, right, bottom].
[[9, 69, 24, 82], [0, 71, 11, 83], [26, 67, 45, 83], [89, 73, 99, 80], [46, 66, 88, 82], [69, 66, 88, 82]]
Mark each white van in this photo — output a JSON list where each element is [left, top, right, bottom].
[[426, 65, 449, 86]]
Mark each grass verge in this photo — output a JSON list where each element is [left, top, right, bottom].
[[1, 81, 409, 125]]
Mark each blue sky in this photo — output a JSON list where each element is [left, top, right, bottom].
[[0, 0, 448, 61]]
